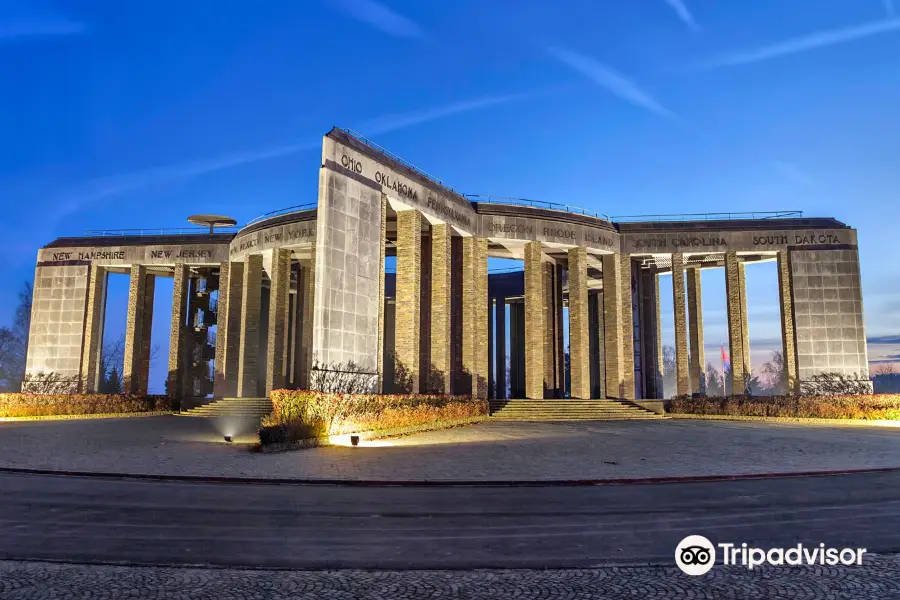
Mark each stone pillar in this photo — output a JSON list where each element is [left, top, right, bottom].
[[167, 264, 189, 401], [638, 269, 662, 399], [213, 263, 230, 396], [237, 254, 263, 397], [542, 261, 556, 397], [554, 263, 565, 397], [589, 291, 606, 399], [524, 242, 545, 399], [298, 250, 316, 389], [80, 265, 107, 393], [376, 196, 387, 392], [568, 248, 590, 399], [430, 222, 452, 393], [495, 296, 507, 400], [620, 255, 635, 400], [602, 254, 623, 398], [510, 301, 526, 398], [220, 262, 243, 397], [123, 264, 147, 395], [462, 237, 489, 399], [396, 210, 422, 393], [686, 266, 705, 395], [776, 251, 799, 394], [739, 263, 751, 377], [265, 249, 291, 394], [724, 252, 746, 393], [137, 273, 155, 395], [488, 298, 495, 399], [671, 254, 690, 396]]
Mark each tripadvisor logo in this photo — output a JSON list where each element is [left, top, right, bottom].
[[675, 535, 868, 576], [676, 535, 715, 576]]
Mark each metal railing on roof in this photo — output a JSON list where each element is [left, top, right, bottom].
[[611, 210, 803, 223], [83, 204, 317, 237], [345, 128, 463, 196], [83, 226, 240, 237], [244, 203, 317, 226], [467, 195, 610, 220]]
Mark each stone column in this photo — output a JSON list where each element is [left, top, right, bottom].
[[462, 237, 489, 399], [265, 249, 291, 394], [568, 247, 590, 399], [80, 265, 107, 393], [495, 296, 507, 400], [237, 254, 263, 397], [213, 263, 230, 396], [298, 250, 316, 389], [220, 261, 243, 397], [589, 290, 606, 399], [638, 269, 662, 399], [620, 255, 635, 400], [554, 264, 565, 397], [671, 254, 690, 396], [396, 210, 422, 393], [686, 266, 705, 394], [430, 222, 452, 393], [488, 298, 495, 399], [655, 274, 664, 395], [510, 301, 525, 398], [137, 274, 155, 395], [123, 264, 147, 395], [739, 263, 751, 377], [376, 196, 387, 392], [524, 242, 545, 399], [167, 264, 189, 401], [777, 251, 799, 394], [542, 261, 556, 397], [724, 252, 746, 393], [602, 254, 623, 398]]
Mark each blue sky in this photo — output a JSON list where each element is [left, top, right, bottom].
[[3, 0, 900, 387]]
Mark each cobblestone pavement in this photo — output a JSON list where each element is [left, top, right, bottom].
[[2, 416, 900, 481], [1, 557, 899, 599]]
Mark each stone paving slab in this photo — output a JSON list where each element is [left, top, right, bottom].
[[1, 557, 899, 599], [2, 416, 900, 481]]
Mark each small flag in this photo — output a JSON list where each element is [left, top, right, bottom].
[[721, 345, 731, 371]]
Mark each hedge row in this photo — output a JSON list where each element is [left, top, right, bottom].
[[669, 394, 900, 420], [0, 393, 175, 418], [259, 390, 489, 445]]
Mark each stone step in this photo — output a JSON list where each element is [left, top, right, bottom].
[[487, 399, 663, 421]]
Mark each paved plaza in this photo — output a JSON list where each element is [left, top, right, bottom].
[[1, 416, 900, 480], [2, 558, 899, 599]]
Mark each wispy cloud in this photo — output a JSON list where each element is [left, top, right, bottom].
[[885, 0, 896, 16], [362, 93, 533, 135], [663, 0, 699, 31], [0, 18, 86, 41], [699, 17, 900, 68], [328, 0, 423, 39], [52, 92, 528, 211], [545, 46, 681, 121]]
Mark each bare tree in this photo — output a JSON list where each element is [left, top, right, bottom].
[[875, 363, 895, 376]]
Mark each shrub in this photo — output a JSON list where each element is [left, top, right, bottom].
[[0, 393, 175, 418], [259, 390, 488, 445], [669, 394, 900, 420]]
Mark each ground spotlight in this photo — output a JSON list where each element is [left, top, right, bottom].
[[351, 435, 360, 447], [224, 435, 233, 443]]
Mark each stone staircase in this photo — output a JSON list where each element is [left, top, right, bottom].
[[488, 399, 665, 421], [179, 397, 274, 421]]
